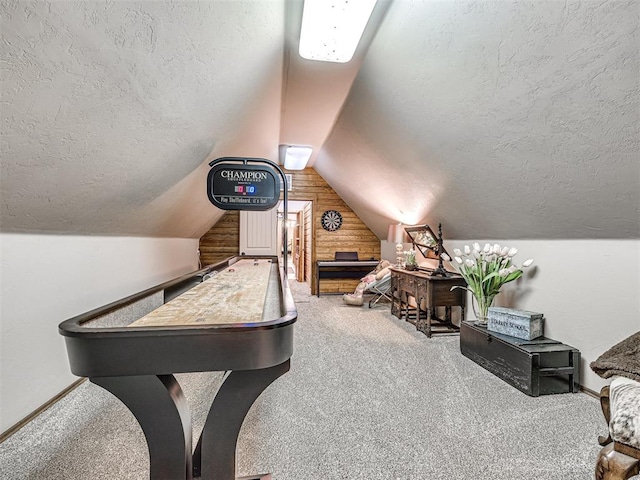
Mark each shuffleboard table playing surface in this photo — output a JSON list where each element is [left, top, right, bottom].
[[130, 258, 273, 327]]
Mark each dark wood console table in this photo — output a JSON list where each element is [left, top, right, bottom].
[[390, 267, 466, 337], [460, 321, 580, 396]]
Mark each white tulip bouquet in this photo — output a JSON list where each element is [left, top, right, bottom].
[[403, 249, 417, 267], [441, 243, 534, 323]]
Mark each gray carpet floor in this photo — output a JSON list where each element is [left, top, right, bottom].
[[1, 281, 604, 479]]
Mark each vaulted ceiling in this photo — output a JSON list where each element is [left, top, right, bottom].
[[2, 0, 638, 240]]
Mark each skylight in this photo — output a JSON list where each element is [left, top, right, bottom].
[[299, 0, 378, 63], [283, 146, 313, 170]]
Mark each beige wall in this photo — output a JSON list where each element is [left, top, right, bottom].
[[382, 238, 640, 393], [0, 233, 199, 433]]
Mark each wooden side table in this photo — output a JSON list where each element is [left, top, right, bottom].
[[390, 267, 466, 337]]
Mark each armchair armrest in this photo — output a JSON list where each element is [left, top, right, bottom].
[[600, 385, 613, 446]]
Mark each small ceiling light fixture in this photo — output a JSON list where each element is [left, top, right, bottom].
[[299, 0, 378, 63], [283, 145, 313, 170]]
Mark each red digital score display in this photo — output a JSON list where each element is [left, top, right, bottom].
[[234, 185, 257, 195]]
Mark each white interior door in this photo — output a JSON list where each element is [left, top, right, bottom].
[[239, 208, 278, 256]]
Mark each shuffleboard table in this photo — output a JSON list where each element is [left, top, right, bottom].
[[59, 256, 297, 480]]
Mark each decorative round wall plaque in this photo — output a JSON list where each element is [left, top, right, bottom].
[[321, 210, 343, 231]]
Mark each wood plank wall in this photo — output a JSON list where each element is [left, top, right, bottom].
[[199, 210, 239, 266], [287, 168, 380, 294], [198, 168, 381, 295]]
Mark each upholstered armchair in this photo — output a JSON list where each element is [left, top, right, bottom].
[[591, 333, 640, 480]]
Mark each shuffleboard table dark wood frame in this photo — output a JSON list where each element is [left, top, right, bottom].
[[59, 256, 297, 480]]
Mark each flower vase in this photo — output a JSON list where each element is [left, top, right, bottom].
[[472, 294, 496, 326], [405, 264, 418, 271]]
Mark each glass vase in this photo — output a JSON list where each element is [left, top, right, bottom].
[[472, 294, 496, 326]]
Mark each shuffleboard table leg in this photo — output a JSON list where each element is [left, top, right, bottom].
[[91, 374, 192, 480], [194, 360, 291, 480]]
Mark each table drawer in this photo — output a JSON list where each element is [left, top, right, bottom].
[[430, 282, 464, 305], [399, 274, 416, 292]]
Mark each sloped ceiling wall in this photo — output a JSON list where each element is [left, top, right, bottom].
[[315, 0, 639, 240], [1, 0, 285, 237], [2, 0, 638, 240]]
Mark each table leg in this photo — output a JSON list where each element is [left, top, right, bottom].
[[415, 297, 425, 333], [401, 292, 409, 321], [194, 360, 291, 480], [91, 374, 192, 480], [571, 350, 581, 393], [407, 293, 418, 325], [531, 353, 541, 397]]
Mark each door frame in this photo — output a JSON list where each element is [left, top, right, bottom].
[[281, 196, 316, 289]]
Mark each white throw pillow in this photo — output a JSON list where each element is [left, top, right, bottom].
[[609, 376, 640, 449]]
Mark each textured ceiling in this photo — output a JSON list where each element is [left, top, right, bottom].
[[1, 0, 285, 237], [1, 0, 638, 240], [316, 0, 639, 239]]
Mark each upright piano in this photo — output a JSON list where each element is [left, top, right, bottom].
[[316, 251, 379, 297]]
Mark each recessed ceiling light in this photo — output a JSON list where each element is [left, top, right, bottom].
[[299, 0, 378, 63]]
